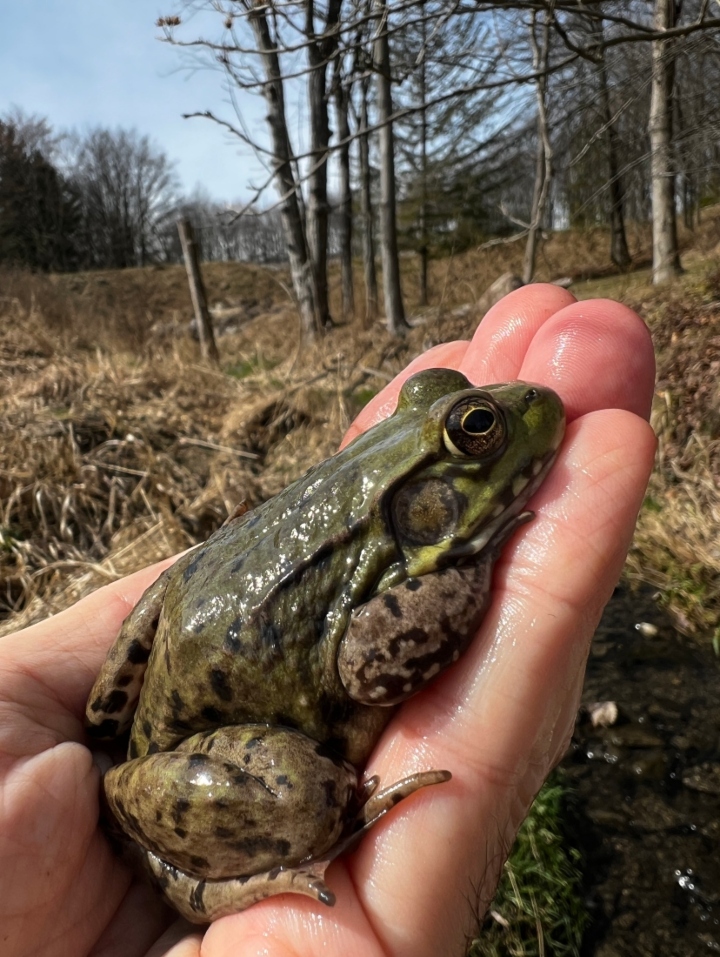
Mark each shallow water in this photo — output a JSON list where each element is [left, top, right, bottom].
[[565, 584, 720, 956]]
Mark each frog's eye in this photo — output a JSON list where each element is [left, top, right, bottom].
[[443, 397, 506, 457]]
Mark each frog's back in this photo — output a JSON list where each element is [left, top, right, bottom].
[[128, 461, 396, 763]]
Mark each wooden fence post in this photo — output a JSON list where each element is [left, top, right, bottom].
[[177, 217, 219, 364]]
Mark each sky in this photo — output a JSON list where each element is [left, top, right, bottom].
[[0, 1, 273, 202]]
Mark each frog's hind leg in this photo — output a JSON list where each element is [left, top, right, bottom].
[[111, 772, 451, 924], [139, 772, 452, 923], [85, 566, 172, 739], [144, 852, 336, 924]]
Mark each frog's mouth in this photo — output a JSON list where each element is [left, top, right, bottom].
[[448, 447, 560, 563]]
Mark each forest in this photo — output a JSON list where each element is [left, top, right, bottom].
[[3, 0, 720, 335]]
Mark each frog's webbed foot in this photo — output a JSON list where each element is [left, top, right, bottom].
[[144, 852, 335, 924]]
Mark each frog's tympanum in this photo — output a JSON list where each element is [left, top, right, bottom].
[[86, 369, 565, 923]]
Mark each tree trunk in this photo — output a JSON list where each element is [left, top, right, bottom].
[[334, 68, 355, 320], [177, 217, 219, 364], [597, 42, 631, 270], [675, 96, 695, 231], [523, 136, 545, 285], [649, 0, 682, 283], [248, 7, 321, 337], [418, 3, 429, 307], [305, 0, 343, 329], [359, 75, 379, 325], [522, 12, 553, 285], [373, 0, 408, 335]]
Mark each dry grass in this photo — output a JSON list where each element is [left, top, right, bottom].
[[2, 211, 720, 644], [0, 258, 488, 632], [622, 262, 720, 646]]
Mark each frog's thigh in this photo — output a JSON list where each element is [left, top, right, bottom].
[[86, 566, 172, 738], [144, 850, 336, 924], [103, 725, 356, 881], [338, 562, 492, 705]]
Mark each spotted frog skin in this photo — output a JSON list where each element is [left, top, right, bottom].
[[86, 369, 565, 923]]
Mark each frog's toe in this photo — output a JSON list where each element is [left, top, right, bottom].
[[144, 852, 335, 924], [357, 769, 451, 828], [325, 768, 452, 861]]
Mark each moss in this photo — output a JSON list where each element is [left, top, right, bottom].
[[347, 386, 379, 416]]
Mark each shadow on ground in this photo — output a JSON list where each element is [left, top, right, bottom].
[[565, 585, 720, 956]]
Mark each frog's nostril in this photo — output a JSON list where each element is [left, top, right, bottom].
[[524, 388, 539, 405]]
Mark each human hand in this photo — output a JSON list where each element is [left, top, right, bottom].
[[0, 284, 656, 957]]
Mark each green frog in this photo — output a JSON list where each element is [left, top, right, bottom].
[[86, 368, 564, 923]]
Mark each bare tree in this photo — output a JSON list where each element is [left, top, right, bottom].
[[306, 0, 344, 328], [69, 127, 179, 269], [245, 5, 321, 334], [358, 69, 379, 323], [649, 0, 682, 282], [373, 0, 408, 334], [332, 52, 356, 320], [596, 34, 632, 269], [523, 9, 554, 283]]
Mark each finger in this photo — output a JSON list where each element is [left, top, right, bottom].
[[144, 922, 203, 957], [0, 742, 127, 955], [461, 296, 655, 422], [515, 299, 656, 421], [459, 283, 577, 384]]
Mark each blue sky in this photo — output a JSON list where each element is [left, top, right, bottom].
[[0, 1, 272, 201]]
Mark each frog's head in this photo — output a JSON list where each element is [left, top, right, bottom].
[[389, 368, 565, 577]]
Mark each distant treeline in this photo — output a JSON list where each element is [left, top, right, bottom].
[[0, 113, 288, 273]]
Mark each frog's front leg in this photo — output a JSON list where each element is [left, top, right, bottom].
[[86, 565, 173, 739], [337, 561, 494, 706], [102, 725, 356, 921]]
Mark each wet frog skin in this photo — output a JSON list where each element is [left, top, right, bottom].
[[86, 368, 565, 923]]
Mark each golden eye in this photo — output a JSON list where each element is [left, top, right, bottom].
[[443, 397, 506, 457]]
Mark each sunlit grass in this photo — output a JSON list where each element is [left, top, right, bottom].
[[470, 778, 587, 957]]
